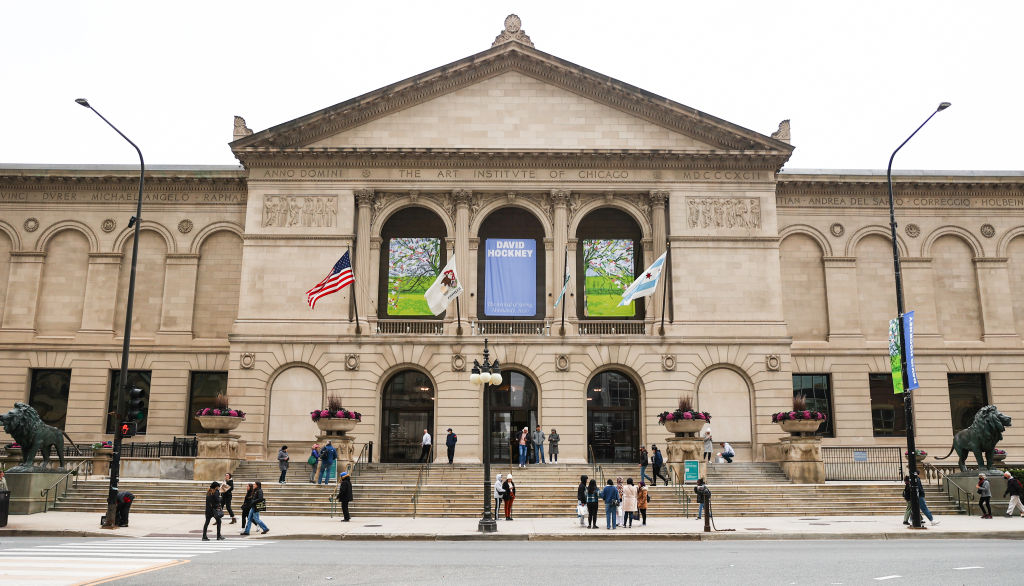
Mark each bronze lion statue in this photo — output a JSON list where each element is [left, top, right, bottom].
[[1, 402, 66, 471], [935, 404, 1012, 472]]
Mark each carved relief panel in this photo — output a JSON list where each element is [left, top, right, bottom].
[[686, 197, 761, 230], [262, 195, 338, 228]]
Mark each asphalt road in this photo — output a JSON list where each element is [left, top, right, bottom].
[[0, 537, 1017, 585]]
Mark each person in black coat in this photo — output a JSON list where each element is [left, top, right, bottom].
[[203, 481, 225, 541], [336, 471, 354, 521], [445, 428, 458, 464], [240, 483, 254, 532], [223, 472, 236, 524], [576, 475, 589, 526]]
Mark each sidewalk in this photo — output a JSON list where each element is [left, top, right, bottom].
[[3, 511, 1024, 541]]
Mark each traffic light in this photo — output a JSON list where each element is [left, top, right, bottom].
[[126, 387, 147, 423], [120, 420, 137, 438]]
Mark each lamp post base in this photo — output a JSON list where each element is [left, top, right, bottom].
[[478, 514, 498, 533]]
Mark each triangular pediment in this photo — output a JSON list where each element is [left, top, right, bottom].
[[231, 40, 792, 157]]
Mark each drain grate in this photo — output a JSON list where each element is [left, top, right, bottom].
[[363, 524, 383, 527], [744, 528, 770, 531]]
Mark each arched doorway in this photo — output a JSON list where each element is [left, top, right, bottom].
[[587, 370, 640, 463], [381, 370, 435, 462], [486, 369, 538, 463], [696, 367, 752, 445], [268, 365, 322, 444]]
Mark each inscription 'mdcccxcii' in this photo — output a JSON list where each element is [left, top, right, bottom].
[[263, 195, 338, 228], [687, 197, 761, 229]]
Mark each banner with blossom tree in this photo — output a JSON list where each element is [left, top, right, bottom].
[[582, 239, 635, 316], [387, 237, 441, 315]]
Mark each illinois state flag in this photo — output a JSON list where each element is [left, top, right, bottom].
[[424, 255, 464, 315], [618, 251, 667, 307]]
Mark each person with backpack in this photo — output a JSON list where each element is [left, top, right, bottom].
[[637, 481, 649, 526], [1004, 471, 1024, 517], [240, 481, 269, 535], [695, 477, 711, 520], [651, 445, 669, 486], [600, 478, 620, 529], [318, 440, 337, 485], [308, 443, 320, 483], [638, 446, 654, 484]]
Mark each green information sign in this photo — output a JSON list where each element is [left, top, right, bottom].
[[684, 460, 699, 483]]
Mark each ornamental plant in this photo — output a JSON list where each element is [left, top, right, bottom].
[[195, 395, 246, 418], [994, 449, 1006, 456], [311, 393, 362, 422], [91, 441, 113, 449], [771, 393, 827, 423], [905, 449, 927, 457], [657, 395, 711, 425]]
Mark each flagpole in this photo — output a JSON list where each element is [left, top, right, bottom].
[[559, 246, 568, 336], [348, 246, 361, 334], [659, 242, 669, 336], [456, 298, 463, 336]]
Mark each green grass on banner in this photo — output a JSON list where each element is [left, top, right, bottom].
[[585, 276, 634, 317]]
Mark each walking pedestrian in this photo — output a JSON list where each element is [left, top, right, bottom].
[[503, 473, 516, 520], [702, 431, 713, 462], [615, 476, 625, 527], [0, 469, 7, 492], [493, 473, 505, 517], [576, 475, 588, 526], [638, 446, 654, 484], [418, 429, 432, 463], [445, 428, 457, 464], [241, 481, 269, 535], [318, 440, 338, 485], [203, 481, 225, 541], [1004, 471, 1024, 517], [910, 472, 939, 526], [637, 481, 649, 526], [651, 445, 669, 486], [718, 442, 735, 463], [336, 471, 353, 521], [518, 427, 529, 468], [533, 426, 546, 464], [978, 473, 993, 519], [586, 479, 600, 529], [240, 483, 254, 532], [695, 478, 710, 520], [223, 472, 236, 524], [622, 478, 638, 528], [601, 478, 619, 530], [277, 445, 290, 484], [548, 428, 559, 463], [308, 443, 320, 483], [902, 475, 914, 525]]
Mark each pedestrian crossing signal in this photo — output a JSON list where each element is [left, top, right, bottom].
[[120, 421, 137, 438]]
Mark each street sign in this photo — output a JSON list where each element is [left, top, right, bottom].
[[684, 460, 699, 483]]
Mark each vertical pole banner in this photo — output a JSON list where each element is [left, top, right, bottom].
[[888, 317, 904, 394], [902, 310, 919, 391]]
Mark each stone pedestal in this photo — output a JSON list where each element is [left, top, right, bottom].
[[666, 436, 705, 482], [194, 433, 245, 481], [768, 437, 824, 484], [945, 471, 1009, 510], [91, 449, 113, 477], [5, 471, 65, 514], [315, 434, 356, 481]]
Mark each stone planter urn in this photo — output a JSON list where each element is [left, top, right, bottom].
[[196, 415, 244, 434], [665, 419, 707, 437], [315, 418, 358, 436], [993, 452, 1006, 464], [778, 419, 823, 436], [95, 447, 113, 456]]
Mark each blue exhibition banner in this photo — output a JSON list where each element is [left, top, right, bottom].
[[902, 310, 919, 390], [485, 238, 536, 316]]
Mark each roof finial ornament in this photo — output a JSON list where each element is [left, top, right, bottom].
[[233, 115, 253, 141], [492, 14, 534, 48], [771, 119, 791, 144]]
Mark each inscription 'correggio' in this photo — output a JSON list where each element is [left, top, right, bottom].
[[686, 197, 761, 229], [263, 195, 338, 228]]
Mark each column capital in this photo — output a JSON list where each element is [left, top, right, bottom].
[[549, 189, 571, 207], [648, 190, 669, 207], [354, 189, 375, 207], [453, 189, 473, 207]]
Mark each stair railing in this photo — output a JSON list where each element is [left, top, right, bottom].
[[410, 452, 432, 518], [39, 458, 92, 513], [921, 462, 974, 515], [349, 442, 369, 479], [667, 465, 690, 517]]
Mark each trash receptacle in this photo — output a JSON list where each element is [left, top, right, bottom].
[[0, 490, 10, 527], [115, 491, 134, 527]]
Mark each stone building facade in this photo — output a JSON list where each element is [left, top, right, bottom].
[[1, 18, 1022, 463]]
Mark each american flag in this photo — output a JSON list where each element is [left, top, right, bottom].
[[306, 251, 354, 309]]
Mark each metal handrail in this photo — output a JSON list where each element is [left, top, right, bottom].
[[668, 465, 691, 517], [921, 463, 975, 515], [349, 442, 369, 479], [410, 446, 433, 518], [587, 445, 598, 480], [39, 459, 92, 513]]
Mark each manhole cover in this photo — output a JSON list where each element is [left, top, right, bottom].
[[744, 528, 770, 531], [363, 524, 383, 527]]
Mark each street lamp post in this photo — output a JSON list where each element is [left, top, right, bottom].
[[75, 98, 145, 529], [886, 101, 950, 529], [469, 338, 501, 533]]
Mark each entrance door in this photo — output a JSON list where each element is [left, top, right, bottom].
[[486, 370, 537, 463], [381, 370, 434, 463], [587, 371, 639, 463]]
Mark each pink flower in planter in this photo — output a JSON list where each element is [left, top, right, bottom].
[[682, 411, 693, 420], [816, 413, 825, 420], [697, 413, 706, 420], [802, 410, 811, 419], [320, 409, 330, 418], [336, 410, 345, 418], [665, 413, 675, 421], [228, 410, 238, 417], [347, 412, 356, 420], [788, 411, 797, 419], [212, 409, 221, 416]]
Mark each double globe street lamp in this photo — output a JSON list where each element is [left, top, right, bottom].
[[469, 338, 501, 532]]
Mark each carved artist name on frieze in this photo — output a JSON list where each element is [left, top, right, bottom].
[[686, 197, 761, 229], [262, 195, 338, 228]]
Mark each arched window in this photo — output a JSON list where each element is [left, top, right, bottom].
[[487, 369, 538, 463], [587, 370, 639, 462], [576, 208, 643, 318], [381, 370, 435, 462], [477, 208, 545, 319], [378, 207, 447, 318]]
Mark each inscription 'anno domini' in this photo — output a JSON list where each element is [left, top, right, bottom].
[[262, 195, 338, 228]]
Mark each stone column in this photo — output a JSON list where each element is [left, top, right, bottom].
[[159, 254, 199, 334], [823, 257, 862, 341], [1, 252, 45, 330], [453, 190, 473, 322], [974, 257, 1019, 341], [354, 189, 375, 330], [79, 253, 121, 333], [550, 190, 574, 333], [648, 191, 668, 328]]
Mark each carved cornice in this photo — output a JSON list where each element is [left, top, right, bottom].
[[230, 43, 791, 156], [778, 176, 1024, 199]]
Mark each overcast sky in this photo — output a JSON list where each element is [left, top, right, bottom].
[[2, 1, 1020, 172]]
